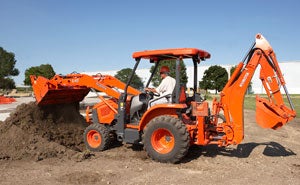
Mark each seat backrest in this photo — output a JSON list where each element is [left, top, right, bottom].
[[179, 86, 186, 103], [172, 85, 186, 104], [171, 84, 177, 103]]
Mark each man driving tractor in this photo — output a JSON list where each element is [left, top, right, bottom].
[[145, 66, 176, 106]]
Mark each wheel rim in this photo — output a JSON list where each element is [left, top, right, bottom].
[[151, 128, 175, 154], [87, 130, 101, 148]]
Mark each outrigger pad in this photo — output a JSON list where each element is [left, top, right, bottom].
[[255, 96, 296, 130]]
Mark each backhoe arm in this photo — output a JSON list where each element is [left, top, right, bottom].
[[58, 74, 140, 98], [254, 35, 295, 129], [213, 34, 296, 145]]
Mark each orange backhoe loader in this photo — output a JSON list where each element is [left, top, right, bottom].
[[30, 34, 296, 163]]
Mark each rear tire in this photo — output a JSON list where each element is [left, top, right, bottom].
[[84, 123, 110, 151], [143, 116, 190, 163]]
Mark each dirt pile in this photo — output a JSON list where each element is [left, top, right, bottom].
[[0, 102, 88, 161]]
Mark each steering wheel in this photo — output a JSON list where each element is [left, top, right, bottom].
[[144, 88, 160, 100]]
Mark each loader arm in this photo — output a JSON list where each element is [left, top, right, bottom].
[[212, 34, 296, 145], [30, 73, 140, 105]]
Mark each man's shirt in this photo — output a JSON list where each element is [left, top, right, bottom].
[[155, 76, 176, 96]]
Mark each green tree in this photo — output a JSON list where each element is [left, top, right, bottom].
[[114, 68, 144, 90], [0, 78, 16, 89], [24, 64, 56, 85], [0, 47, 19, 89], [230, 65, 237, 76], [199, 65, 228, 94], [149, 60, 188, 87]]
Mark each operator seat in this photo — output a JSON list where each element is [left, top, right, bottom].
[[171, 85, 187, 104], [178, 86, 187, 104]]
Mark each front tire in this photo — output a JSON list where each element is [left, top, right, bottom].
[[84, 123, 110, 151], [143, 116, 190, 163]]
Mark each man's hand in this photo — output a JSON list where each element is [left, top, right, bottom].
[[145, 87, 157, 93]]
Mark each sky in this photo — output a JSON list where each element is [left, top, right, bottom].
[[1, 0, 300, 85]]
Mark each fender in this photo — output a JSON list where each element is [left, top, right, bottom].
[[138, 103, 187, 131]]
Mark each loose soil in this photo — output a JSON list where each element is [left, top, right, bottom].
[[0, 102, 86, 161], [0, 102, 299, 185]]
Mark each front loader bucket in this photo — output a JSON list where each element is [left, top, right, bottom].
[[31, 75, 90, 106], [256, 96, 296, 129]]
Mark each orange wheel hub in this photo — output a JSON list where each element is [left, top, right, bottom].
[[151, 128, 175, 154], [87, 130, 101, 148]]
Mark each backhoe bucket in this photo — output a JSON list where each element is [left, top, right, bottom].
[[256, 96, 296, 129], [31, 75, 90, 106]]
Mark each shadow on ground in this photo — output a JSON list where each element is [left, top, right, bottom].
[[183, 141, 296, 163]]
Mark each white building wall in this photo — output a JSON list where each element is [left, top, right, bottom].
[[83, 61, 300, 94], [247, 62, 300, 94]]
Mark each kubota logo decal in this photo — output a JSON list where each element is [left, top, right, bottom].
[[239, 72, 249, 87], [71, 79, 79, 83], [96, 82, 107, 90]]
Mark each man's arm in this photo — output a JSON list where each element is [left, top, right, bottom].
[[145, 87, 158, 93]]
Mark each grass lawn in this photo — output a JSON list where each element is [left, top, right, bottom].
[[207, 94, 299, 117], [243, 95, 299, 117]]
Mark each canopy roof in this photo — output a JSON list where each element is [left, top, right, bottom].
[[132, 48, 211, 63]]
